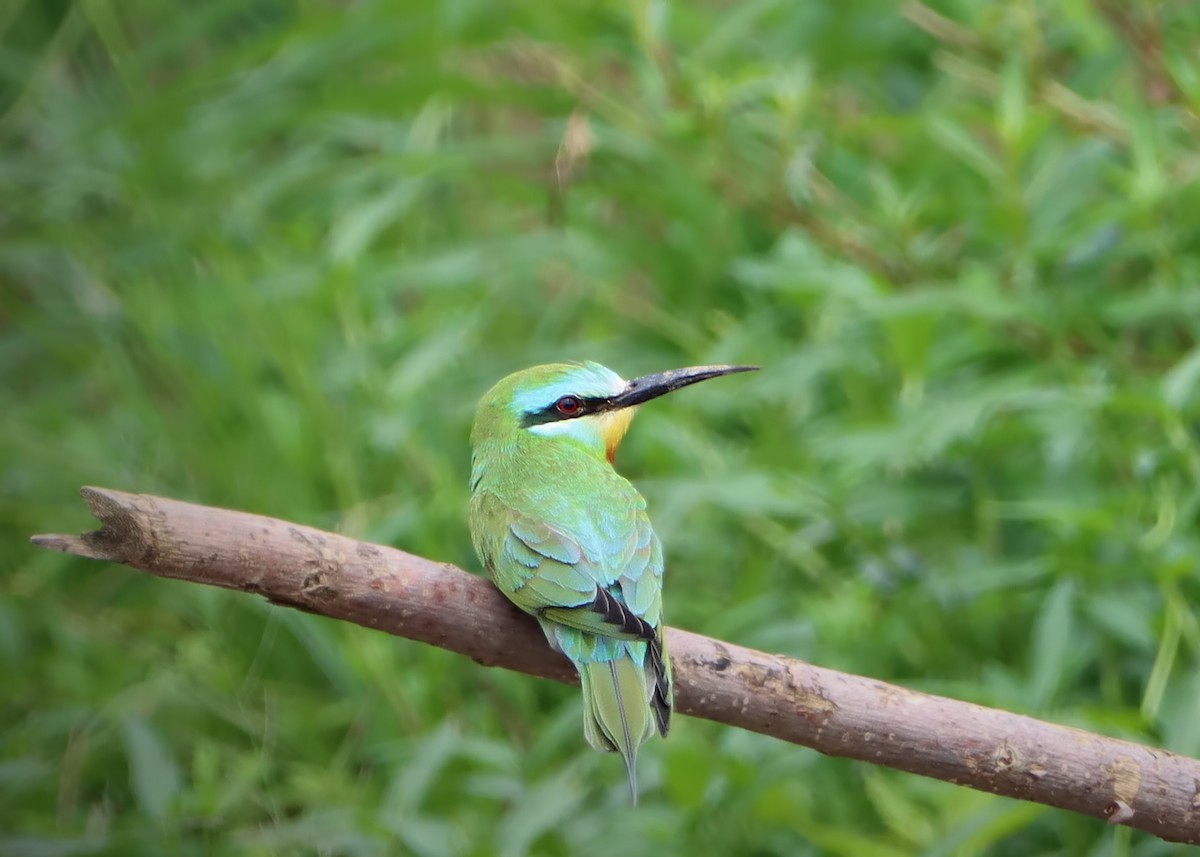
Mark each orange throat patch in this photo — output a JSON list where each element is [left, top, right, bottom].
[[599, 408, 637, 464]]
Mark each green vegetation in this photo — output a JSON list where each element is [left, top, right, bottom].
[[4, 1, 1200, 854]]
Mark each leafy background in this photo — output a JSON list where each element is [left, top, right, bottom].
[[4, 0, 1200, 854]]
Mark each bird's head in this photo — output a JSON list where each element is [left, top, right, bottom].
[[471, 361, 757, 464]]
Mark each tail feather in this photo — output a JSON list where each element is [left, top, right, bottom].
[[579, 653, 659, 803], [608, 661, 639, 802], [647, 635, 672, 737]]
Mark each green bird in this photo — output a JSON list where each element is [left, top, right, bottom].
[[468, 361, 756, 801]]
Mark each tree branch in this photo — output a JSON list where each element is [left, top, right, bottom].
[[31, 487, 1200, 844]]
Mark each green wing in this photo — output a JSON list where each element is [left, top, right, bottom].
[[470, 488, 673, 738], [469, 490, 663, 641]]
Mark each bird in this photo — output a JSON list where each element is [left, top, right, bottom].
[[468, 360, 757, 802]]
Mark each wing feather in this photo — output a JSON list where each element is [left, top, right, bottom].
[[471, 488, 672, 737], [473, 491, 664, 641]]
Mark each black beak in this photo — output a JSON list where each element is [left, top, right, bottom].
[[607, 364, 758, 410]]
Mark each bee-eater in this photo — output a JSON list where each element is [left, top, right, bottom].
[[468, 361, 756, 801]]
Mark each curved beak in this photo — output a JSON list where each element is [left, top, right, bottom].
[[607, 364, 759, 410]]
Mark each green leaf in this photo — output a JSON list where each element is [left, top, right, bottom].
[[121, 716, 181, 823], [1142, 592, 1182, 722], [497, 764, 586, 857], [328, 181, 423, 263], [1162, 346, 1200, 411], [997, 55, 1027, 147], [1028, 579, 1075, 710], [863, 770, 934, 847], [1159, 663, 1200, 756], [928, 116, 1004, 184]]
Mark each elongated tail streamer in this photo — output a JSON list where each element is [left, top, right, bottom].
[[579, 655, 657, 802]]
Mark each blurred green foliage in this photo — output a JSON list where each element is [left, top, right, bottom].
[[3, 0, 1200, 854]]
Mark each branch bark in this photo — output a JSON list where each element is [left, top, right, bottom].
[[31, 487, 1200, 844]]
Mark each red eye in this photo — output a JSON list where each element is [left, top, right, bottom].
[[555, 396, 582, 416]]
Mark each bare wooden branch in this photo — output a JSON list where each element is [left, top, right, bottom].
[[31, 487, 1200, 844]]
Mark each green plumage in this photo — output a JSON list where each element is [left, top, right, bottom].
[[468, 363, 673, 801], [469, 360, 753, 800]]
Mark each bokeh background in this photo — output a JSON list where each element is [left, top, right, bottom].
[[5, 1, 1200, 854]]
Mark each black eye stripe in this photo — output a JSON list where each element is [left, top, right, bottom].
[[520, 394, 613, 427]]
